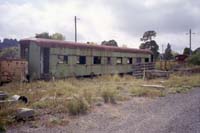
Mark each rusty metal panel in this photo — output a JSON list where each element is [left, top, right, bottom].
[[0, 59, 28, 82]]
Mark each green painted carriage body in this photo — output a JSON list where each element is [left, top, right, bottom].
[[20, 38, 153, 79]]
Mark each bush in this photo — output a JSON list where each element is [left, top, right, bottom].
[[188, 52, 200, 65], [67, 95, 89, 115], [101, 88, 117, 104]]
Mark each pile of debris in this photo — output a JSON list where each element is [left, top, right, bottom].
[[0, 91, 35, 121]]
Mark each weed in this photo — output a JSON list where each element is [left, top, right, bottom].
[[101, 86, 118, 104], [67, 95, 89, 115], [131, 87, 163, 97]]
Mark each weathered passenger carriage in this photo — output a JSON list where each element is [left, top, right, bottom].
[[20, 38, 153, 79]]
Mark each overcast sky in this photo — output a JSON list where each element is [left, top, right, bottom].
[[0, 0, 199, 53]]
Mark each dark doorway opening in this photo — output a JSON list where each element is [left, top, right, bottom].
[[151, 55, 154, 62], [43, 48, 50, 74]]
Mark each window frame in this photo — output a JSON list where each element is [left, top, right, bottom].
[[116, 57, 123, 64], [57, 55, 68, 64], [107, 57, 111, 65], [77, 56, 86, 65], [127, 57, 132, 64], [145, 58, 149, 63], [93, 56, 101, 64]]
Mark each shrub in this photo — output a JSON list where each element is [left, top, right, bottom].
[[101, 87, 118, 104], [67, 95, 89, 115], [188, 52, 200, 65]]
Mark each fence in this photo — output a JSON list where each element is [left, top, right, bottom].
[[132, 63, 155, 78]]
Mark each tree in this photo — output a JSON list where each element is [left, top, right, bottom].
[[193, 47, 200, 55], [140, 30, 159, 59], [101, 40, 118, 47], [35, 32, 65, 40], [51, 33, 65, 40], [140, 30, 156, 42], [188, 52, 200, 65], [183, 47, 192, 55], [0, 47, 19, 58], [164, 43, 173, 60], [35, 32, 51, 39]]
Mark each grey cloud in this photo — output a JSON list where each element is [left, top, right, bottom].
[[102, 0, 200, 35]]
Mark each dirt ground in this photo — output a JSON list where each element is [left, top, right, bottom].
[[7, 87, 200, 133]]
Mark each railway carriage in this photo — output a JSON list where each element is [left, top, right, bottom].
[[20, 38, 153, 79]]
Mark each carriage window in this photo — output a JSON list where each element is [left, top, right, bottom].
[[58, 55, 68, 64], [77, 56, 86, 64], [127, 58, 132, 64], [136, 57, 142, 63], [107, 57, 111, 64], [93, 56, 101, 64], [116, 57, 123, 64], [145, 58, 149, 63]]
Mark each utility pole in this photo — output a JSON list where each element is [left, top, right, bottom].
[[161, 44, 164, 60], [186, 29, 195, 56], [189, 29, 192, 55], [74, 16, 77, 42]]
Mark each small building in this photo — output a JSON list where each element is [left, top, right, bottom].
[[19, 38, 153, 79], [0, 59, 28, 84], [175, 54, 188, 63]]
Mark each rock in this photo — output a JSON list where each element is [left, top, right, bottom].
[[95, 102, 103, 106], [0, 91, 8, 100], [141, 85, 165, 90], [15, 108, 35, 121]]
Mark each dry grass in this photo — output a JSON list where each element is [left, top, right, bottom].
[[163, 74, 200, 93], [131, 87, 165, 97], [0, 73, 199, 128], [155, 61, 178, 70]]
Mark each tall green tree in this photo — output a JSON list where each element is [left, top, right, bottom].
[[35, 32, 65, 40], [101, 40, 118, 47], [183, 47, 192, 55], [140, 30, 159, 59], [35, 32, 51, 39], [51, 33, 65, 40], [164, 43, 173, 60], [140, 31, 156, 42]]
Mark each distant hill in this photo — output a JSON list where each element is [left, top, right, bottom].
[[0, 38, 19, 49]]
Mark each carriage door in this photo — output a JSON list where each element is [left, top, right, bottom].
[[43, 48, 50, 74]]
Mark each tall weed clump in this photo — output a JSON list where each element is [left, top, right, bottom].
[[67, 95, 89, 115]]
